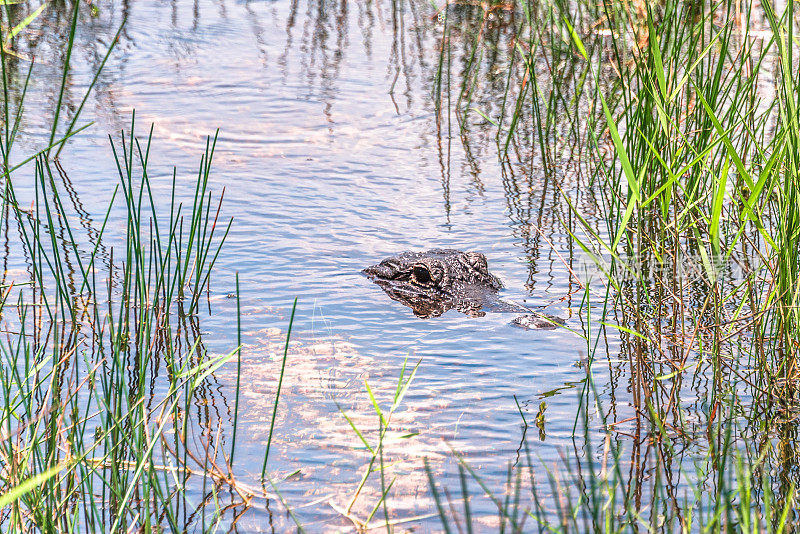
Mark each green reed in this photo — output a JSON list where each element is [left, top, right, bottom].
[[0, 6, 302, 528], [426, 375, 798, 532], [1, 123, 237, 530], [0, 121, 306, 529], [334, 357, 421, 530], [4, 0, 800, 529], [569, 0, 799, 389], [439, 0, 800, 398], [427, 0, 800, 528]]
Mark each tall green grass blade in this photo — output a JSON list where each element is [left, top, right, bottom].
[[261, 297, 298, 480]]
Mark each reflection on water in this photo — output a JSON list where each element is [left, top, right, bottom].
[[1, 0, 798, 529]]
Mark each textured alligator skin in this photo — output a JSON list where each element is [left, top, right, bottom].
[[363, 249, 564, 328]]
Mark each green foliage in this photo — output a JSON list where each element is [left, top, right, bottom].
[[433, 0, 800, 528]]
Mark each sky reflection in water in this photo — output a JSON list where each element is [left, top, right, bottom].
[[2, 0, 702, 528]]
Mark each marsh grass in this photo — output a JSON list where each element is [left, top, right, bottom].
[[425, 0, 800, 529], [0, 7, 302, 528], [0, 118, 292, 530], [426, 376, 800, 532], [3, 0, 800, 529]]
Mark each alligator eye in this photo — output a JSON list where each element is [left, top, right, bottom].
[[412, 265, 433, 285]]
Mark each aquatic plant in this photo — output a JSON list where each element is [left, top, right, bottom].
[[0, 6, 300, 529], [3, 0, 800, 529], [427, 0, 800, 528]]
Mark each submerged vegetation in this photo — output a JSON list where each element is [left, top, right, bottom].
[[0, 0, 799, 530]]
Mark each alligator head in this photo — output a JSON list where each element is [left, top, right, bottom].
[[362, 249, 504, 318]]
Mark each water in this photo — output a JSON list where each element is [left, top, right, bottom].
[[2, 0, 729, 530]]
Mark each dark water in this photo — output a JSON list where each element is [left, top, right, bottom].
[[3, 0, 697, 530]]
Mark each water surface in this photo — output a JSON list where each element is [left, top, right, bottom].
[[5, 0, 668, 529]]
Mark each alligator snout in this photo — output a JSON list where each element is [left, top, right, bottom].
[[361, 263, 392, 280]]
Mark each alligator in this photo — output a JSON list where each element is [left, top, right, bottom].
[[362, 249, 564, 329]]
